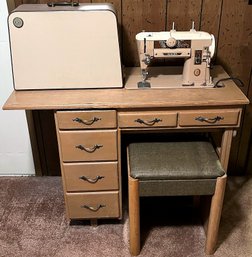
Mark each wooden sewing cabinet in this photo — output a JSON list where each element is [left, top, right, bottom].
[[3, 66, 249, 223]]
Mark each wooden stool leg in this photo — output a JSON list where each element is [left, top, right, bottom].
[[129, 176, 140, 256], [205, 174, 227, 255]]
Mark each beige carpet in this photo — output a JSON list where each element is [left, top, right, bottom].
[[0, 176, 251, 257]]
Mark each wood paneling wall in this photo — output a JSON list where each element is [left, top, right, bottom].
[[217, 0, 252, 174], [12, 0, 252, 175]]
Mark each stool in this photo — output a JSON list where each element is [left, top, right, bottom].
[[127, 141, 226, 256]]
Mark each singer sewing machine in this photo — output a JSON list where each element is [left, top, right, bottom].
[[127, 23, 215, 89]]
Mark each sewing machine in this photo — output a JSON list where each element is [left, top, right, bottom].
[[134, 23, 215, 88]]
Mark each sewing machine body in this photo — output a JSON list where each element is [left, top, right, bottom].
[[136, 28, 215, 88]]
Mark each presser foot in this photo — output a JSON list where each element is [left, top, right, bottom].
[[137, 81, 151, 88]]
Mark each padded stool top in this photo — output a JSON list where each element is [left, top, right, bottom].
[[128, 141, 225, 180]]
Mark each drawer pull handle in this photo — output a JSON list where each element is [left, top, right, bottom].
[[82, 204, 106, 212], [75, 144, 103, 153], [79, 175, 104, 183], [72, 117, 101, 125], [195, 116, 224, 123], [134, 118, 162, 126]]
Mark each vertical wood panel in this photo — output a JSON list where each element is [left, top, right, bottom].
[[7, 0, 16, 12], [166, 0, 202, 31], [238, 70, 252, 174], [217, 0, 251, 94], [217, 0, 252, 174], [237, 3, 252, 174], [26, 111, 42, 176], [13, 0, 23, 7], [240, 4, 252, 95], [200, 0, 222, 48], [245, 129, 252, 173], [19, 0, 91, 4], [122, 0, 167, 66], [77, 0, 92, 3], [92, 0, 121, 25], [36, 111, 61, 176], [21, 0, 38, 3]]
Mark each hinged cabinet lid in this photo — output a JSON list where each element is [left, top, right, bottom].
[[8, 4, 123, 90]]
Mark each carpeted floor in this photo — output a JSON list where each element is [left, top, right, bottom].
[[0, 176, 251, 257]]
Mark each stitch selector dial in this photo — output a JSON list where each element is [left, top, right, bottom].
[[166, 37, 177, 48]]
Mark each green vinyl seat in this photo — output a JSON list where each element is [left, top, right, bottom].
[[127, 140, 226, 256]]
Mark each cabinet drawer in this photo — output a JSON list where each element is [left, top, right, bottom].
[[66, 191, 120, 219], [118, 111, 177, 128], [56, 110, 116, 129], [179, 109, 240, 127], [63, 162, 118, 192], [59, 130, 117, 162]]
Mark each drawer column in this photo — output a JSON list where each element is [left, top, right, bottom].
[[54, 110, 121, 222]]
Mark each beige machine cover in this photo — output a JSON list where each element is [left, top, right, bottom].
[[8, 4, 123, 90]]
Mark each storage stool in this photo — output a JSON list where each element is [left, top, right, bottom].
[[127, 141, 226, 255]]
